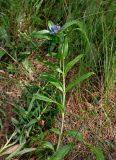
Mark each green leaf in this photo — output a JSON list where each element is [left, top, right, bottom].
[[22, 59, 34, 74], [48, 144, 73, 160], [65, 54, 84, 75], [0, 50, 6, 59], [28, 93, 55, 112], [41, 61, 62, 74], [38, 58, 57, 69], [19, 51, 30, 60], [67, 130, 85, 143], [66, 72, 94, 92], [90, 146, 105, 160], [28, 94, 55, 113], [34, 94, 56, 103], [61, 20, 89, 46], [56, 68, 63, 74], [19, 51, 30, 55], [61, 20, 78, 31], [17, 148, 36, 156], [50, 128, 60, 135], [32, 30, 50, 40], [74, 21, 90, 46], [35, 0, 43, 13], [0, 119, 3, 129], [48, 52, 62, 59], [7, 64, 16, 73], [48, 21, 54, 30], [62, 37, 68, 58], [41, 73, 63, 92], [26, 119, 38, 127], [57, 103, 64, 113], [42, 142, 55, 151]]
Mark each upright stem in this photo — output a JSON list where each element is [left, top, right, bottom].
[[57, 58, 65, 150]]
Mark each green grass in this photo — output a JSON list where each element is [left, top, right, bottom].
[[0, 0, 116, 159]]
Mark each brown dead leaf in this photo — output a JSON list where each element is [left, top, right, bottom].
[[2, 144, 20, 155]]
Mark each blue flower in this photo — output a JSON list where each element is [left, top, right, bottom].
[[49, 25, 61, 34]]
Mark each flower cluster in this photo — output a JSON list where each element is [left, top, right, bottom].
[[49, 25, 61, 34]]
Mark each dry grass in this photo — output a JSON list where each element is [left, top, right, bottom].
[[63, 90, 116, 159]]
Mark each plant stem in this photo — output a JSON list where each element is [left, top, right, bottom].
[[57, 58, 65, 150]]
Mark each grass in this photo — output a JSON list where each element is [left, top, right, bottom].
[[0, 0, 116, 159]]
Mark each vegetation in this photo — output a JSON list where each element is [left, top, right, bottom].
[[0, 0, 115, 160]]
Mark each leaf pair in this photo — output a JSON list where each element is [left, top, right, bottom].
[[64, 54, 94, 92]]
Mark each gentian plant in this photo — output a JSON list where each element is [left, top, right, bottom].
[[32, 20, 94, 152], [0, 20, 104, 160]]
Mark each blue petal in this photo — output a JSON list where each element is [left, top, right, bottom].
[[49, 25, 61, 34]]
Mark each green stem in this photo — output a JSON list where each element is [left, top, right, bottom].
[[57, 58, 65, 150]]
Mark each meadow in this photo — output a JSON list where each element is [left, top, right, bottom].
[[0, 0, 116, 159]]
